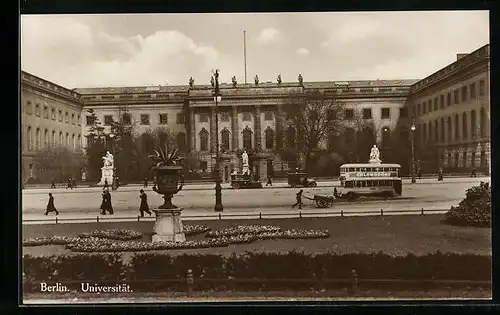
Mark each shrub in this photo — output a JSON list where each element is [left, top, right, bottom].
[[442, 181, 491, 227]]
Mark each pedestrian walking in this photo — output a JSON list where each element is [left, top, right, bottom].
[[333, 187, 338, 198], [139, 189, 152, 217], [292, 189, 304, 209], [71, 178, 77, 188], [45, 193, 59, 215], [66, 178, 73, 190], [438, 167, 444, 181], [50, 179, 56, 189], [100, 188, 114, 215], [266, 175, 273, 186], [143, 177, 148, 188], [471, 168, 477, 178]]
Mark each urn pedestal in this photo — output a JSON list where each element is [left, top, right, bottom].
[[152, 208, 186, 243], [98, 166, 114, 186]]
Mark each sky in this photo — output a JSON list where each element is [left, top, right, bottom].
[[21, 11, 489, 89]]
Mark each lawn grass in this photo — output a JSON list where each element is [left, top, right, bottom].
[[22, 214, 491, 259]]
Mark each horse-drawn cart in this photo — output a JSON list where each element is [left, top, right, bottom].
[[304, 194, 335, 208]]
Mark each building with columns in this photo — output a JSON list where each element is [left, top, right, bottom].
[[20, 43, 490, 183], [406, 44, 490, 174]]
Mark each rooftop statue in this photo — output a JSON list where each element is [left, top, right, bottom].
[[277, 74, 282, 84], [189, 77, 194, 87], [232, 76, 237, 87], [298, 73, 303, 85], [254, 74, 259, 85]]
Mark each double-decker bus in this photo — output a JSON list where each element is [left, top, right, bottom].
[[338, 163, 402, 199]]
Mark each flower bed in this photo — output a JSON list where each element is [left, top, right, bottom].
[[22, 225, 330, 252], [183, 224, 211, 236]]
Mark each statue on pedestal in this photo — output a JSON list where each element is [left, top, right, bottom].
[[232, 76, 237, 87], [369, 145, 381, 163], [254, 74, 259, 85], [98, 151, 115, 186], [189, 77, 194, 87], [241, 150, 250, 175], [277, 74, 282, 84], [102, 151, 114, 168]]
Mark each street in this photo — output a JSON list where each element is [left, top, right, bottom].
[[21, 177, 488, 222]]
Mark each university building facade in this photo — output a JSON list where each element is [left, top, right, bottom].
[[20, 44, 490, 183]]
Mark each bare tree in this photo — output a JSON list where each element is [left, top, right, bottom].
[[283, 91, 345, 172]]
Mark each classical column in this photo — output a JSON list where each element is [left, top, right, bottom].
[[210, 107, 216, 152], [232, 106, 238, 150], [255, 105, 262, 149], [190, 108, 196, 151], [276, 105, 284, 149]]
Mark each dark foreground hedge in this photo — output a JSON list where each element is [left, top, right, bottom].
[[23, 251, 491, 292]]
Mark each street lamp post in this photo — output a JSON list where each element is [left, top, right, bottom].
[[213, 70, 223, 212], [410, 123, 416, 184]]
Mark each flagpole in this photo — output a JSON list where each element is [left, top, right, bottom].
[[244, 30, 247, 84]]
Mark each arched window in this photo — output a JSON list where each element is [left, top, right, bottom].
[[462, 112, 468, 140], [454, 114, 459, 141], [77, 134, 81, 149], [199, 128, 209, 151], [440, 118, 445, 142], [423, 123, 427, 143], [44, 129, 49, 148], [27, 126, 32, 151], [221, 128, 230, 151], [177, 132, 186, 152], [66, 133, 69, 147], [35, 128, 40, 150], [59, 132, 63, 146], [52, 130, 56, 147], [242, 126, 253, 150], [286, 126, 296, 148], [470, 110, 477, 138], [72, 134, 75, 150], [447, 116, 452, 142], [265, 127, 275, 149], [382, 126, 391, 147], [480, 108, 486, 138]]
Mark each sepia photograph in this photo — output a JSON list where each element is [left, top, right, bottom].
[[20, 11, 491, 304]]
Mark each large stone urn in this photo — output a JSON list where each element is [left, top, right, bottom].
[[151, 165, 185, 243]]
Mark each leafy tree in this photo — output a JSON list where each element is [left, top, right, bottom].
[[84, 109, 106, 181], [283, 92, 345, 172], [33, 146, 85, 182]]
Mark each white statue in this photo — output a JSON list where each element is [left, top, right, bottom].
[[242, 150, 249, 165], [102, 151, 114, 168], [369, 145, 381, 163]]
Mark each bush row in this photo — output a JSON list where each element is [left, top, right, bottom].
[[23, 251, 491, 290]]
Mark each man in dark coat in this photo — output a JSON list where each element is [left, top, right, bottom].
[[143, 177, 148, 188], [105, 189, 114, 214], [139, 189, 152, 217], [292, 189, 304, 209], [45, 193, 59, 215], [50, 179, 56, 189], [66, 178, 73, 190], [100, 188, 114, 215]]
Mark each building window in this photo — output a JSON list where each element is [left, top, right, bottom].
[[447, 92, 451, 106], [480, 151, 486, 168], [35, 104, 40, 116], [428, 100, 432, 112], [122, 113, 131, 125], [59, 132, 63, 145], [26, 126, 32, 150], [221, 129, 230, 151], [72, 134, 75, 150], [363, 108, 372, 119], [454, 89, 459, 104], [177, 132, 186, 151], [104, 115, 114, 125], [440, 118, 445, 142], [199, 113, 209, 123], [461, 86, 467, 102], [52, 130, 56, 147], [44, 129, 48, 148], [422, 124, 427, 143], [220, 112, 230, 122], [470, 83, 476, 99], [433, 97, 438, 111], [43, 106, 48, 118], [434, 121, 439, 143], [51, 108, 56, 120], [440, 95, 445, 109], [344, 109, 354, 120], [177, 113, 185, 124], [35, 128, 40, 150], [77, 134, 81, 149], [447, 116, 452, 142], [64, 112, 69, 123], [242, 127, 252, 149], [454, 115, 459, 141], [462, 112, 468, 140], [480, 107, 486, 138], [26, 101, 33, 115], [286, 126, 296, 148], [159, 114, 168, 125], [471, 110, 477, 138], [77, 115, 81, 126], [479, 79, 485, 96], [327, 109, 337, 120], [422, 101, 427, 114], [58, 110, 63, 122], [264, 111, 273, 121], [200, 161, 208, 172], [140, 114, 150, 125], [265, 127, 275, 149], [399, 108, 407, 118], [66, 133, 69, 147], [242, 112, 252, 121], [71, 113, 75, 124], [381, 108, 390, 119], [199, 128, 209, 151], [86, 116, 95, 126]]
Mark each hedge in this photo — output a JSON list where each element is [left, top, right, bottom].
[[23, 251, 491, 292]]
